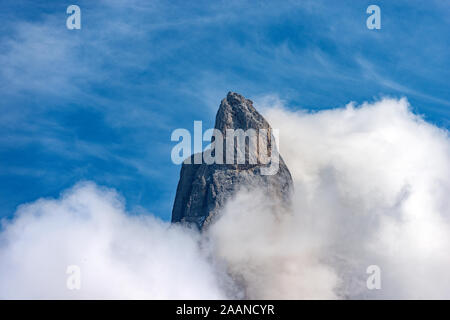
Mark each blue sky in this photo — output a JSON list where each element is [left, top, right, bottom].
[[0, 0, 449, 220]]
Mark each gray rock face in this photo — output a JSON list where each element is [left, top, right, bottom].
[[171, 92, 293, 229]]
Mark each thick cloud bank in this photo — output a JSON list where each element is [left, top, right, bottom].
[[1, 98, 449, 299], [0, 183, 226, 299], [263, 97, 450, 299]]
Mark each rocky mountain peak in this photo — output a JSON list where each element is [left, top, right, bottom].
[[214, 92, 269, 133], [171, 92, 293, 229]]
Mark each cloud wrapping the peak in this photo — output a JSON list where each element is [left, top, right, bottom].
[[264, 97, 450, 298], [0, 97, 449, 299]]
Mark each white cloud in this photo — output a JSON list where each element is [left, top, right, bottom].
[[0, 182, 226, 299], [262, 97, 450, 298], [207, 189, 339, 299]]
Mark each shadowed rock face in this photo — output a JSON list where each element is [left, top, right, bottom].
[[171, 92, 293, 229]]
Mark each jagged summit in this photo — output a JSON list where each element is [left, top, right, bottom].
[[171, 92, 293, 229], [215, 92, 269, 133]]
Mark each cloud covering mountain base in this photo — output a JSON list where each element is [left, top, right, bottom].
[[1, 98, 449, 299]]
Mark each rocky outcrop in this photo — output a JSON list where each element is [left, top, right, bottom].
[[171, 92, 293, 229]]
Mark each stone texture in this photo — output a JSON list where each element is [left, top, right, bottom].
[[171, 92, 293, 229]]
